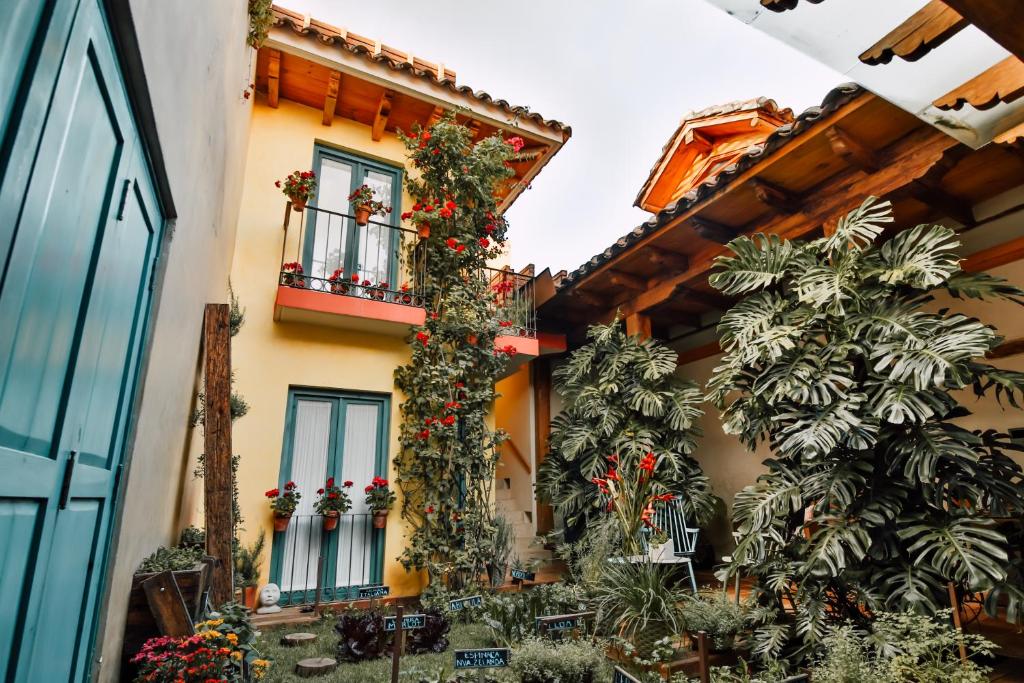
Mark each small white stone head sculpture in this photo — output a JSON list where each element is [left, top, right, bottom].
[[256, 583, 282, 613]]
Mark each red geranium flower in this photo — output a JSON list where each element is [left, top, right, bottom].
[[479, 237, 490, 248], [439, 208, 452, 219], [343, 480, 353, 487], [416, 331, 430, 346], [365, 485, 374, 493], [422, 131, 431, 141], [445, 200, 456, 210]]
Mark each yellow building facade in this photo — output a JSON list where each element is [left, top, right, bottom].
[[180, 6, 570, 603]]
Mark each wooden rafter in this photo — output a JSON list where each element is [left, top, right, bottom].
[[752, 178, 799, 213], [691, 217, 739, 244], [646, 247, 689, 273], [570, 289, 605, 308], [267, 49, 281, 108], [322, 70, 340, 126], [962, 234, 1024, 272], [608, 270, 647, 291], [676, 340, 722, 366], [611, 124, 959, 320], [934, 57, 1024, 111], [940, 0, 1024, 62], [371, 90, 394, 141], [908, 181, 974, 226], [427, 105, 445, 127], [859, 1, 967, 65], [989, 337, 1024, 360], [825, 125, 880, 173]]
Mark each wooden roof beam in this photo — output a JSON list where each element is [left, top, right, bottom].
[[646, 247, 689, 273], [940, 0, 1024, 62], [934, 56, 1024, 111], [908, 181, 975, 226], [691, 217, 740, 244], [322, 70, 340, 126], [371, 90, 394, 141], [825, 125, 880, 173], [569, 289, 605, 308], [859, 1, 967, 66], [426, 105, 445, 127], [752, 178, 800, 213], [267, 49, 281, 108], [608, 270, 647, 291]]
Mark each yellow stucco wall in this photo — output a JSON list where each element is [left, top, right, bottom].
[[181, 95, 427, 596]]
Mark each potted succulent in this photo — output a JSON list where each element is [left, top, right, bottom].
[[267, 481, 300, 532], [314, 477, 352, 531], [328, 269, 349, 295], [348, 184, 391, 226], [281, 261, 304, 288], [276, 170, 317, 211], [364, 476, 396, 528]]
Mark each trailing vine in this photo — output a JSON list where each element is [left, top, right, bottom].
[[393, 116, 522, 591]]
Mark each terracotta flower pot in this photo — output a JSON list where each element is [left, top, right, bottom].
[[323, 511, 340, 532], [355, 205, 372, 226], [417, 222, 431, 240], [290, 196, 307, 212], [273, 513, 291, 532], [243, 585, 258, 609], [373, 510, 388, 529], [330, 282, 349, 295]]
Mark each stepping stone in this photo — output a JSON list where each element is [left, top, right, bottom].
[[280, 632, 317, 647], [295, 657, 337, 677]]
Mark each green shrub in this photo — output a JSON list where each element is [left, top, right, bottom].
[[591, 561, 686, 647], [810, 611, 994, 683], [136, 545, 203, 573], [510, 637, 608, 683], [482, 583, 587, 646], [680, 590, 747, 650]]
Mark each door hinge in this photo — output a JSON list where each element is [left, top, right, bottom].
[[59, 450, 77, 510], [116, 179, 131, 220]]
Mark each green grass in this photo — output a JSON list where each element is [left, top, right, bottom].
[[256, 615, 498, 682]]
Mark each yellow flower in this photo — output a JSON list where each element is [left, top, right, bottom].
[[201, 630, 222, 639], [252, 659, 270, 680], [230, 651, 243, 660], [226, 633, 238, 645]]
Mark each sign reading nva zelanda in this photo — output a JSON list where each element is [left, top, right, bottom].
[[454, 648, 510, 669]]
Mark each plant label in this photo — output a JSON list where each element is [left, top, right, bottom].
[[535, 611, 594, 634], [453, 648, 510, 669], [509, 568, 535, 581], [383, 613, 426, 632], [358, 584, 390, 599], [448, 595, 483, 611], [613, 666, 641, 683]]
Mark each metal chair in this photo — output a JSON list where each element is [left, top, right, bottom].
[[640, 496, 699, 595]]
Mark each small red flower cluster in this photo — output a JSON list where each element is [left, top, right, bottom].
[[506, 136, 525, 153], [364, 475, 389, 494], [281, 261, 303, 273], [416, 331, 430, 346], [276, 170, 317, 203], [494, 344, 517, 357], [446, 237, 466, 253]]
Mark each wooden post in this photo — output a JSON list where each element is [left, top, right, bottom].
[[391, 605, 404, 683], [204, 303, 234, 606], [625, 312, 652, 340], [947, 581, 968, 663], [697, 631, 710, 683], [532, 359, 554, 534]]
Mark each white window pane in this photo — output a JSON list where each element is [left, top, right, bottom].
[[335, 402, 379, 588]]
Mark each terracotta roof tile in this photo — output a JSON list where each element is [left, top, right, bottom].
[[557, 83, 863, 290], [270, 5, 570, 136]]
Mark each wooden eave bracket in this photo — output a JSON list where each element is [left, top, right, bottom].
[[371, 90, 394, 141], [934, 56, 1024, 111], [691, 217, 740, 244], [860, 1, 967, 66], [608, 270, 647, 291], [267, 49, 281, 108], [752, 178, 800, 213], [825, 125, 880, 172], [322, 70, 340, 126]]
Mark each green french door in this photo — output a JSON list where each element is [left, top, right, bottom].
[[302, 147, 402, 289], [0, 0, 164, 680], [269, 390, 388, 604]]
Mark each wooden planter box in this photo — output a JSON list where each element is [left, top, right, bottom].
[[120, 558, 215, 679]]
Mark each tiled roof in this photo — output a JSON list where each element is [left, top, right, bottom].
[[634, 96, 794, 208], [270, 6, 571, 138], [558, 83, 864, 290]]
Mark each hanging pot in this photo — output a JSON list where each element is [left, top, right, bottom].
[[373, 510, 389, 529], [323, 511, 340, 532], [417, 222, 431, 240], [273, 513, 292, 532], [290, 196, 307, 212], [243, 585, 258, 609], [355, 205, 372, 226]]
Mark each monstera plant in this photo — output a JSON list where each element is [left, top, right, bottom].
[[707, 197, 1024, 660], [536, 319, 713, 538]]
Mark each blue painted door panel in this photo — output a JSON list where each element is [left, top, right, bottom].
[[0, 0, 164, 680]]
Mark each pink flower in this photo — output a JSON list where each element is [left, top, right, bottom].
[[506, 136, 525, 152]]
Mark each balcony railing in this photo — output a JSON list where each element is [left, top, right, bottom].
[[482, 266, 536, 339], [274, 513, 381, 606], [280, 203, 426, 308]]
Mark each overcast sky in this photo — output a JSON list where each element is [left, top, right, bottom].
[[297, 0, 842, 274]]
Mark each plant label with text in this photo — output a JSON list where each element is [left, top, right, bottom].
[[357, 584, 390, 599], [383, 613, 426, 632], [449, 595, 483, 612], [453, 648, 510, 669], [509, 568, 535, 581]]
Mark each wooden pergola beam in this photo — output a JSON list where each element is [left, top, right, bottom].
[[371, 90, 394, 141], [825, 125, 880, 173], [859, 1, 967, 65], [940, 0, 1024, 62], [934, 56, 1024, 111], [676, 340, 722, 366], [267, 49, 281, 108], [322, 70, 340, 126]]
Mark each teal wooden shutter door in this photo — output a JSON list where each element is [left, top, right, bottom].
[[0, 0, 164, 680]]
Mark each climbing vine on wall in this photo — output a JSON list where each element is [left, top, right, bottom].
[[394, 116, 522, 591]]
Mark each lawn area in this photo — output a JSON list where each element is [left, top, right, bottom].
[[256, 616, 498, 682]]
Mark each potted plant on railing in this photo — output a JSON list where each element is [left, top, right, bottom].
[[267, 481, 300, 532], [369, 281, 389, 301], [364, 476, 396, 529], [348, 184, 391, 226], [276, 169, 317, 212], [401, 198, 459, 240], [281, 261, 304, 288], [314, 477, 352, 531], [328, 269, 349, 295], [396, 282, 413, 305]]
